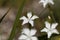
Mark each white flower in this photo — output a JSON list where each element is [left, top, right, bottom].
[[41, 21, 59, 38], [18, 28, 38, 40], [39, 0, 54, 7], [20, 12, 39, 26]]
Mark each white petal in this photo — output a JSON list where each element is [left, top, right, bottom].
[[39, 0, 48, 7], [27, 12, 32, 19], [22, 28, 30, 36], [43, 2, 47, 8], [52, 29, 59, 34], [45, 21, 50, 29], [49, 0, 54, 5], [31, 15, 39, 20], [20, 16, 27, 20], [29, 20, 34, 26], [18, 35, 27, 40], [31, 37, 38, 40], [51, 23, 58, 29], [22, 20, 28, 25], [30, 29, 37, 36], [41, 28, 48, 32], [20, 16, 28, 25], [47, 31, 52, 38]]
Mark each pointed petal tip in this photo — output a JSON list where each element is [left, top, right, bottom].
[[54, 23, 58, 25], [41, 29, 44, 32], [56, 31, 59, 34], [19, 17, 22, 20], [57, 32, 59, 34], [31, 15, 39, 20], [19, 16, 27, 20], [27, 12, 32, 18]]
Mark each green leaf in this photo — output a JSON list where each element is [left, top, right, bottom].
[[8, 0, 26, 40]]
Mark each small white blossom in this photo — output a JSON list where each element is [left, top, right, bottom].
[[48, 16, 51, 19], [39, 0, 54, 7], [41, 21, 59, 38], [20, 12, 39, 26], [18, 28, 38, 40]]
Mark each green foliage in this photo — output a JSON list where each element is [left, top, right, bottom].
[[8, 0, 26, 40], [0, 0, 60, 40]]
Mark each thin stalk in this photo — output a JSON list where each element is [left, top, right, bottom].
[[47, 5, 56, 40], [47, 5, 56, 22], [8, 0, 26, 40]]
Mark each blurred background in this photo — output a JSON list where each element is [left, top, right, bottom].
[[0, 0, 60, 40]]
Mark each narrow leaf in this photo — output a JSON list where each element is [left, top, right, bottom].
[[8, 0, 26, 40]]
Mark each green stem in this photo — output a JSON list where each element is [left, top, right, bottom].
[[47, 5, 56, 22], [8, 0, 26, 40]]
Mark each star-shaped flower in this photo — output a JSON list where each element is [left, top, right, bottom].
[[18, 28, 38, 40], [39, 0, 54, 7], [20, 12, 39, 26], [41, 21, 59, 38]]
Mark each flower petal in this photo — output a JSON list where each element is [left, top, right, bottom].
[[31, 15, 39, 20], [31, 37, 38, 40], [20, 16, 27, 20], [30, 29, 37, 36], [51, 23, 58, 29], [52, 29, 59, 34], [39, 0, 48, 7], [43, 2, 47, 8], [18, 35, 27, 40], [22, 28, 30, 36], [29, 20, 34, 26], [47, 31, 52, 38], [41, 28, 48, 32], [22, 20, 28, 25], [45, 21, 50, 29], [49, 0, 54, 5], [20, 16, 28, 25], [27, 12, 32, 19]]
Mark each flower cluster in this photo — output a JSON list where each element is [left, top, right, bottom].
[[18, 0, 59, 40]]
